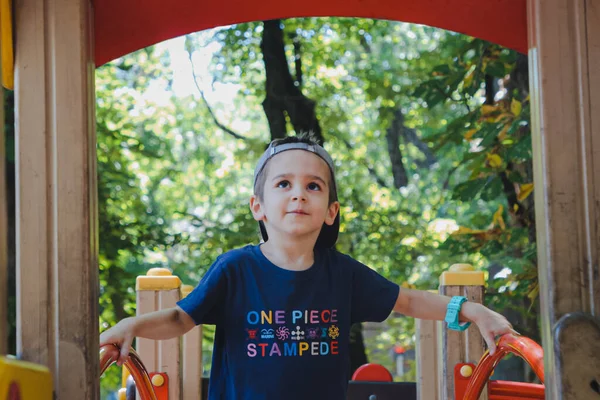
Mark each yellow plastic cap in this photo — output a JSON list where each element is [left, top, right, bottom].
[[136, 268, 181, 291], [181, 284, 194, 298], [439, 263, 485, 286], [449, 263, 475, 272], [460, 365, 473, 378], [147, 268, 173, 276], [151, 374, 165, 387]]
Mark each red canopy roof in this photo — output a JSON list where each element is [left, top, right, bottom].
[[94, 0, 527, 66]]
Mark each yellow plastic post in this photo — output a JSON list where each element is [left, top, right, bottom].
[[136, 268, 182, 400], [439, 264, 487, 400], [0, 357, 53, 399], [0, 0, 14, 90]]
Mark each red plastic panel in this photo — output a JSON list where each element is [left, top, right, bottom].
[[94, 0, 527, 66]]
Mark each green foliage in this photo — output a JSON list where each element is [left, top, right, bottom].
[[413, 40, 537, 335]]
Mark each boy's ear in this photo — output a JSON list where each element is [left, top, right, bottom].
[[249, 195, 266, 221], [325, 201, 340, 226]]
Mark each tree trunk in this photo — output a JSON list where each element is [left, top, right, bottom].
[[260, 20, 323, 143]]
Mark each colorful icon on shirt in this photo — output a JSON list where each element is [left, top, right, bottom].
[[260, 328, 275, 339], [291, 326, 305, 340], [306, 327, 320, 340], [246, 329, 258, 340], [328, 325, 340, 339], [275, 326, 290, 340]]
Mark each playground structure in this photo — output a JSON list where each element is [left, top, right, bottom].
[[97, 264, 548, 399], [1, 262, 548, 399], [0, 0, 599, 398]]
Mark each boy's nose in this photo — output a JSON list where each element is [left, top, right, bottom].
[[291, 194, 307, 202], [291, 189, 307, 202]]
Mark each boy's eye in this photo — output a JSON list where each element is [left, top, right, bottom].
[[276, 180, 290, 188], [307, 182, 321, 191]]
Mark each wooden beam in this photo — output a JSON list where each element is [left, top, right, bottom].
[[527, 0, 600, 397], [439, 284, 487, 400], [14, 0, 98, 398]]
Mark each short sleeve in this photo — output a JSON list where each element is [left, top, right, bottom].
[[349, 257, 400, 324], [177, 258, 228, 325]]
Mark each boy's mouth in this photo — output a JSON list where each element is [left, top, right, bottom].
[[288, 209, 309, 215]]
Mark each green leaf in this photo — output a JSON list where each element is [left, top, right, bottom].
[[504, 258, 532, 275], [479, 123, 501, 148], [506, 135, 532, 161], [480, 176, 504, 201], [484, 61, 506, 78], [433, 64, 451, 75], [507, 170, 525, 184], [452, 177, 487, 201], [480, 240, 504, 257]]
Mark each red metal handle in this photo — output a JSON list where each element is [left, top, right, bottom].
[[462, 334, 544, 400], [99, 344, 158, 400]]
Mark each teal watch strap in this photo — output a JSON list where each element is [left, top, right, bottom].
[[445, 296, 471, 331]]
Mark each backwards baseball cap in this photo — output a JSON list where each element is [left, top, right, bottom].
[[253, 138, 340, 248]]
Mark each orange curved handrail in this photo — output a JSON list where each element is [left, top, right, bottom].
[[463, 334, 544, 400], [99, 344, 158, 400]]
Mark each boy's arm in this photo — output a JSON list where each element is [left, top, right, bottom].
[[100, 306, 196, 365], [133, 306, 196, 339], [393, 288, 475, 321], [393, 288, 515, 354]]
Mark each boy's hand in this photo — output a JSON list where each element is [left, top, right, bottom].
[[462, 302, 518, 355], [100, 317, 137, 366]]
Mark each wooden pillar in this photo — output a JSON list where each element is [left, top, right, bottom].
[[136, 268, 182, 400], [438, 264, 487, 400], [415, 318, 440, 400], [14, 0, 97, 398], [182, 321, 203, 400], [527, 0, 600, 397], [181, 284, 203, 400]]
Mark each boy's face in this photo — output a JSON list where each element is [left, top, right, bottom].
[[250, 150, 340, 244]]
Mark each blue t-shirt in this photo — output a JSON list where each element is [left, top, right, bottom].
[[177, 244, 399, 400]]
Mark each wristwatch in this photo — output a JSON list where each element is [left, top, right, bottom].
[[445, 296, 471, 331]]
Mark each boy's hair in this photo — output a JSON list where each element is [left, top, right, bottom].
[[252, 132, 340, 248], [253, 133, 337, 204]]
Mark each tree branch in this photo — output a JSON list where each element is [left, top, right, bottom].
[[329, 133, 388, 188], [290, 32, 303, 87], [185, 47, 248, 141], [402, 127, 436, 168], [386, 109, 409, 189]]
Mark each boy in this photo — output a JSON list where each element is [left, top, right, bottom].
[[100, 134, 515, 399]]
